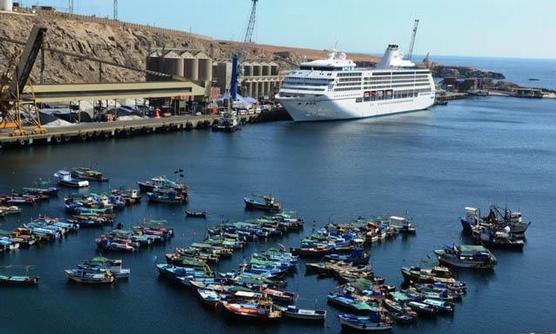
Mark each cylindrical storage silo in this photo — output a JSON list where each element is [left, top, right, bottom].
[[184, 58, 199, 81], [160, 51, 184, 78], [0, 0, 13, 12], [146, 51, 162, 81], [198, 58, 213, 82]]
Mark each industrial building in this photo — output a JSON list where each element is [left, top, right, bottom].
[[146, 50, 283, 100]]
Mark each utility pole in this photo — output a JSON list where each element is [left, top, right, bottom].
[[68, 0, 74, 13], [113, 0, 118, 20]]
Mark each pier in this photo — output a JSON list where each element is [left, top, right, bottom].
[[0, 111, 289, 149]]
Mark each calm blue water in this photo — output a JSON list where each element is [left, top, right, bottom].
[[429, 55, 556, 90], [1, 95, 556, 333]]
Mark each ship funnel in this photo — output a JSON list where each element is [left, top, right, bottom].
[[376, 44, 415, 69]]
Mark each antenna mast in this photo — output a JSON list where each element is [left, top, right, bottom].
[[243, 0, 259, 43], [407, 19, 419, 61]]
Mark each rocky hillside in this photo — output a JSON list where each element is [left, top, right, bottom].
[[0, 11, 379, 85]]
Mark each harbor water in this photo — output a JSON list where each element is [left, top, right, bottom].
[[1, 95, 555, 333]]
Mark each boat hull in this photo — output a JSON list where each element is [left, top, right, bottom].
[[279, 93, 434, 122]]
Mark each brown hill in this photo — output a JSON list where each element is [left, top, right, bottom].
[[0, 10, 379, 85]]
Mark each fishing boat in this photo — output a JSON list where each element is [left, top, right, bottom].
[[434, 245, 497, 269], [79, 257, 130, 279], [0, 274, 39, 286], [400, 265, 462, 285], [461, 205, 531, 235], [197, 288, 221, 306], [472, 225, 525, 250], [221, 299, 282, 320], [338, 314, 393, 332], [327, 292, 373, 314], [262, 287, 297, 304], [389, 216, 416, 234], [0, 206, 22, 216], [186, 210, 207, 218], [70, 167, 108, 182], [422, 298, 454, 313], [137, 176, 187, 193], [111, 188, 141, 205], [212, 109, 241, 132], [276, 305, 326, 321], [407, 301, 438, 316], [324, 249, 369, 265], [147, 188, 187, 204], [64, 268, 115, 284], [22, 186, 59, 197], [54, 170, 89, 188], [244, 195, 282, 212]]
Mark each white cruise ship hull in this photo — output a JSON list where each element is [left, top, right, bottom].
[[280, 94, 435, 122]]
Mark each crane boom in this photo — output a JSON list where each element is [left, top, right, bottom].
[[8, 25, 47, 99], [407, 19, 419, 61], [243, 0, 259, 43]]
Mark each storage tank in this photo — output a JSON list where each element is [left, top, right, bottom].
[[0, 0, 13, 11], [183, 51, 199, 81], [159, 51, 184, 78], [198, 58, 213, 82], [146, 50, 163, 81]]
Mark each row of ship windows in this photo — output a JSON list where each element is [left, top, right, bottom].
[[364, 83, 431, 89], [364, 75, 429, 82], [363, 79, 430, 85], [284, 78, 333, 83], [281, 86, 326, 91], [356, 90, 424, 102], [371, 71, 430, 76], [337, 72, 362, 77]]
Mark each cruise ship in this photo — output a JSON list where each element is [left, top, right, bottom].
[[276, 45, 435, 121]]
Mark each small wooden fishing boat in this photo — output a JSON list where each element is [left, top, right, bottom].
[[244, 195, 282, 212], [79, 257, 130, 279], [221, 299, 282, 320], [0, 274, 39, 287], [276, 305, 326, 321], [186, 210, 207, 218], [262, 288, 297, 304], [54, 170, 89, 188], [338, 314, 393, 332]]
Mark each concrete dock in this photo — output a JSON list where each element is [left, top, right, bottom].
[[0, 111, 290, 149]]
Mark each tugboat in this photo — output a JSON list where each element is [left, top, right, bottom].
[[212, 109, 241, 132], [244, 195, 282, 212], [434, 245, 497, 269], [53, 170, 89, 188]]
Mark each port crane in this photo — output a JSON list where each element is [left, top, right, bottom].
[[406, 19, 419, 61], [0, 25, 188, 136], [0, 25, 48, 136]]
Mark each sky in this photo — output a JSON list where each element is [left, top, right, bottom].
[[21, 0, 556, 59]]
